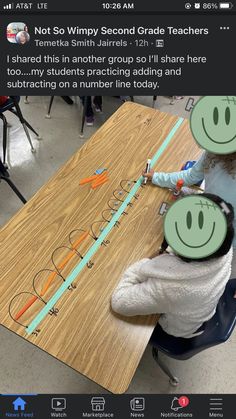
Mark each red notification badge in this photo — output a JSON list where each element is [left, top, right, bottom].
[[178, 396, 189, 408]]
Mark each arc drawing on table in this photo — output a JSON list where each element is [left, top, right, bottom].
[[1, 102, 202, 394], [8, 117, 184, 336]]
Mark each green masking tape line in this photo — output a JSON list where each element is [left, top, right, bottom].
[[26, 117, 184, 334]]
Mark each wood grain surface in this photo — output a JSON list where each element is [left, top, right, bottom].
[[0, 102, 201, 393]]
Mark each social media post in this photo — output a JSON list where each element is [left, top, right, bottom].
[[0, 14, 235, 94], [0, 1, 236, 417], [0, 93, 236, 402]]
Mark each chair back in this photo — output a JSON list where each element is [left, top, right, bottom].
[[150, 278, 236, 360]]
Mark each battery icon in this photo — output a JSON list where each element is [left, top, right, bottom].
[[219, 2, 233, 8]]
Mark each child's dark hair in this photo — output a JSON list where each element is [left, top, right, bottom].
[[160, 193, 234, 262], [204, 152, 236, 179]]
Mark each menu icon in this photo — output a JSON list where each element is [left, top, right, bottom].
[[209, 398, 223, 412]]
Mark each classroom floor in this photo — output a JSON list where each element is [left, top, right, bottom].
[[0, 95, 235, 394]]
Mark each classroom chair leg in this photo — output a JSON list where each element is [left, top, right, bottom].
[[80, 96, 88, 138], [0, 113, 8, 167], [14, 100, 40, 138], [1, 176, 27, 204], [21, 123, 36, 153], [23, 118, 42, 140], [152, 96, 157, 108], [10, 99, 40, 145], [61, 96, 74, 105], [152, 347, 179, 386], [45, 96, 54, 119], [22, 119, 39, 137], [10, 107, 39, 139]]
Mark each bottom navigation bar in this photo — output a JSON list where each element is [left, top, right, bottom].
[[0, 394, 232, 419]]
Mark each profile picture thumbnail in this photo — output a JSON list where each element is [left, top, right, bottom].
[[7, 22, 30, 44]]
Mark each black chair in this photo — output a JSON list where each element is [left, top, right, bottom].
[[0, 158, 26, 204], [150, 278, 236, 385], [0, 96, 40, 166]]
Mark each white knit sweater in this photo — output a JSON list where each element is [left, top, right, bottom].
[[111, 249, 233, 338]]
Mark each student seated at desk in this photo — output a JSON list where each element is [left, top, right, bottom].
[[111, 194, 234, 338], [143, 152, 236, 279]]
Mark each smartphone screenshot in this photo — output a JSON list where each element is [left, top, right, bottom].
[[0, 1, 235, 418]]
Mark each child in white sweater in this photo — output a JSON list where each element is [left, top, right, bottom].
[[143, 152, 236, 278], [111, 194, 234, 338]]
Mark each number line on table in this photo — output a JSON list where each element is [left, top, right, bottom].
[[26, 117, 184, 335]]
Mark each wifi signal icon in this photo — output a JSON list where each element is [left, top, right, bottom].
[[3, 3, 14, 9]]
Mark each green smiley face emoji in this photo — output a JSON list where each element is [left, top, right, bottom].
[[190, 96, 236, 154], [164, 196, 227, 259]]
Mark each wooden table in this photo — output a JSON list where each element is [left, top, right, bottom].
[[0, 102, 201, 393]]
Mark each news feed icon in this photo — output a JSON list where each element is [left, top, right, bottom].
[[7, 22, 30, 44]]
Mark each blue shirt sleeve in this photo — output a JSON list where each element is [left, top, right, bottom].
[[152, 152, 205, 188]]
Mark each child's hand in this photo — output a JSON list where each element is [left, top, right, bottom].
[[142, 168, 154, 181], [234, 292, 236, 299]]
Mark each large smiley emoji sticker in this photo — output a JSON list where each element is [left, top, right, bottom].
[[164, 196, 227, 259], [190, 96, 236, 154]]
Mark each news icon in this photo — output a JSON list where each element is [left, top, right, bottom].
[[130, 397, 145, 411]]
